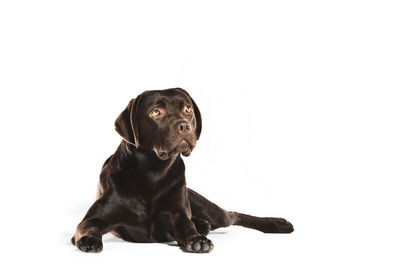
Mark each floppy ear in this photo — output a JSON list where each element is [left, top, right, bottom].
[[175, 88, 202, 139], [114, 98, 141, 148]]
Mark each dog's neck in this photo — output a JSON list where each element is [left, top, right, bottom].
[[123, 142, 180, 181]]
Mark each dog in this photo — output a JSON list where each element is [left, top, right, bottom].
[[71, 88, 294, 253]]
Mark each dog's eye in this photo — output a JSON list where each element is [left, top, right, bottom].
[[184, 105, 193, 114], [150, 109, 161, 117]]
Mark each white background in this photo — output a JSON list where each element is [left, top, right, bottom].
[[1, 0, 399, 266]]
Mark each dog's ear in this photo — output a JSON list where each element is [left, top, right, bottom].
[[114, 97, 141, 148], [175, 88, 202, 139]]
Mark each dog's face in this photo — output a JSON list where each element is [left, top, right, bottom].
[[115, 88, 202, 160]]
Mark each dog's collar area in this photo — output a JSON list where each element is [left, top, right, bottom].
[[124, 143, 179, 168]]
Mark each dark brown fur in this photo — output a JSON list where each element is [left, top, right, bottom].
[[71, 88, 294, 253]]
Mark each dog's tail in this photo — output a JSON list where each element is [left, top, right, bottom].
[[227, 211, 294, 233]]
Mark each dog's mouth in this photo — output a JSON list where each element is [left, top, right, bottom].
[[154, 139, 194, 160]]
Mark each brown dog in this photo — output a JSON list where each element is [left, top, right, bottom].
[[71, 88, 294, 253]]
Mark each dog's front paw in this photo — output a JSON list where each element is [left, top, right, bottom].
[[76, 236, 103, 253], [182, 236, 213, 253]]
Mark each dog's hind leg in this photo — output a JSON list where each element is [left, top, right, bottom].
[[191, 217, 212, 236], [188, 188, 294, 234], [188, 188, 233, 231]]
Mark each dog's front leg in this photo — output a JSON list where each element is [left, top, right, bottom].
[[71, 193, 120, 252], [173, 212, 214, 253]]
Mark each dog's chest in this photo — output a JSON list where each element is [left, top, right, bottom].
[[122, 188, 176, 219], [123, 197, 148, 220]]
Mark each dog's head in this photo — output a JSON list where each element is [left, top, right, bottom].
[[114, 88, 202, 160]]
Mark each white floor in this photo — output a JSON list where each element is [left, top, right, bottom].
[[60, 223, 298, 267], [3, 210, 394, 267]]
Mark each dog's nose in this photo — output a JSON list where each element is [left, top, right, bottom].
[[175, 121, 192, 135]]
